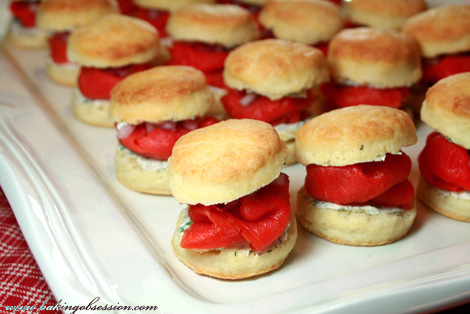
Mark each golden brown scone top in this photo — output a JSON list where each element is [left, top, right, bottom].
[[295, 105, 417, 167], [402, 4, 470, 58], [328, 27, 422, 87], [36, 0, 118, 31], [134, 0, 216, 11], [168, 119, 287, 205], [238, 0, 269, 5], [166, 4, 260, 48], [67, 14, 160, 68], [224, 39, 329, 100], [344, 0, 427, 30], [421, 72, 470, 149], [110, 66, 213, 124], [259, 0, 344, 45]]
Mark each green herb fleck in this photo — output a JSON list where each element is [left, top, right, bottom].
[[178, 221, 192, 232], [445, 136, 454, 143], [234, 251, 237, 256], [360, 144, 364, 150]]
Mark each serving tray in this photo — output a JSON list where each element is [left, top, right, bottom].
[[1, 5, 469, 314]]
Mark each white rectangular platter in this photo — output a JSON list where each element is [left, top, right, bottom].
[[0, 3, 469, 314]]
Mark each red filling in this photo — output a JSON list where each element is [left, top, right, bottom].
[[422, 53, 470, 84], [314, 42, 329, 56], [48, 32, 70, 64], [167, 41, 230, 88], [78, 62, 153, 100], [418, 132, 470, 192], [116, 0, 138, 16], [305, 153, 414, 209], [134, 7, 169, 37], [320, 82, 410, 109], [222, 88, 312, 125], [10, 1, 39, 27], [181, 173, 291, 252], [118, 117, 219, 160]]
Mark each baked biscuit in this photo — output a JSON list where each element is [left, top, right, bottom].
[[111, 66, 213, 124], [67, 14, 160, 68], [402, 4, 470, 58], [167, 4, 259, 48], [259, 0, 344, 45], [36, 0, 118, 32], [71, 90, 115, 127], [417, 177, 470, 223], [168, 119, 288, 205], [420, 73, 470, 149], [4, 20, 48, 49], [172, 211, 297, 279], [237, 0, 268, 5], [344, 0, 427, 30], [224, 39, 329, 100], [328, 28, 422, 88], [295, 105, 418, 167], [134, 0, 216, 11], [297, 187, 417, 246], [114, 147, 171, 195]]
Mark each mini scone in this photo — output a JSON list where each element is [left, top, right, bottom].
[[133, 0, 216, 38], [110, 66, 218, 195], [402, 4, 470, 85], [296, 105, 418, 246], [67, 14, 160, 127], [321, 27, 422, 111], [36, 0, 118, 86], [222, 39, 329, 165], [166, 3, 260, 116], [168, 119, 296, 279], [259, 0, 344, 55], [343, 0, 427, 30], [218, 0, 269, 26], [4, 0, 48, 49], [417, 73, 470, 222]]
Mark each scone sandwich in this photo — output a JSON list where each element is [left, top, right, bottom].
[[133, 0, 216, 38], [67, 14, 160, 127], [296, 105, 418, 246], [222, 39, 329, 165], [36, 0, 118, 86], [417, 72, 470, 222], [217, 0, 269, 27], [402, 4, 470, 85], [166, 3, 259, 115], [110, 66, 218, 195], [343, 0, 427, 30], [320, 27, 422, 111], [259, 0, 344, 55], [168, 119, 296, 279], [4, 0, 48, 49]]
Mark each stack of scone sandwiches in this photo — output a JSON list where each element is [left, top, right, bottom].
[[4, 0, 470, 282]]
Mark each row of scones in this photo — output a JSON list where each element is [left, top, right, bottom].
[[3, 0, 469, 280]]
